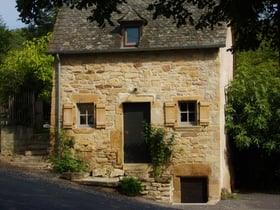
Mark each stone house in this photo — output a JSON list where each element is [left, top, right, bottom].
[[48, 0, 233, 204]]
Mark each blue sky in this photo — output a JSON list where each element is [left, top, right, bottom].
[[0, 0, 26, 29]]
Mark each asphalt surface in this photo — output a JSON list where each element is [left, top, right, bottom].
[[0, 166, 175, 210], [0, 155, 280, 210]]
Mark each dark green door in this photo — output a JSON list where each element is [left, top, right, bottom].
[[123, 102, 150, 163]]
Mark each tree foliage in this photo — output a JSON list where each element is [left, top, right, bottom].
[[226, 41, 280, 152], [16, 0, 279, 52], [0, 34, 53, 103], [0, 18, 12, 63]]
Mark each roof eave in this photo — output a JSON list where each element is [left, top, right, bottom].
[[47, 43, 225, 55]]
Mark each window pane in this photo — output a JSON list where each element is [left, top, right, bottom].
[[181, 113, 188, 122], [79, 106, 86, 114], [179, 102, 188, 111], [88, 115, 94, 124], [126, 27, 139, 44], [189, 103, 196, 112], [80, 116, 87, 125], [189, 113, 196, 122]]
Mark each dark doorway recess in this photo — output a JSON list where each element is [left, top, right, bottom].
[[181, 177, 208, 203], [231, 145, 280, 192], [123, 102, 151, 163]]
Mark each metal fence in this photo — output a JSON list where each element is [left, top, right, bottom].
[[0, 92, 35, 126]]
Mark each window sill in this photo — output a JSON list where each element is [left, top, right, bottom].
[[73, 128, 94, 134], [123, 163, 152, 171], [174, 126, 202, 132]]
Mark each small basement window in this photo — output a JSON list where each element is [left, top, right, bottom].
[[77, 103, 94, 127]]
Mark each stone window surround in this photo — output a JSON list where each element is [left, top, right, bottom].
[[171, 164, 216, 203]]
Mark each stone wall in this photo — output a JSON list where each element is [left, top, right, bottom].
[[50, 48, 231, 203], [141, 178, 173, 203], [0, 126, 33, 155]]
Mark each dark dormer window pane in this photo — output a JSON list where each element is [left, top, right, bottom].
[[125, 27, 139, 46]]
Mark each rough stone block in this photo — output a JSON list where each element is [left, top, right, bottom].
[[110, 169, 124, 178], [92, 168, 108, 177]]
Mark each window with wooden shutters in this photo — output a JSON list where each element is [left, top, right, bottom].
[[164, 102, 176, 127], [96, 104, 106, 129], [63, 103, 73, 129]]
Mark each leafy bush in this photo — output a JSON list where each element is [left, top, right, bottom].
[[51, 132, 89, 173], [119, 176, 143, 196], [143, 123, 175, 177], [225, 41, 280, 152]]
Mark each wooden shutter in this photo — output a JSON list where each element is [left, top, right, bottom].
[[63, 103, 73, 129], [96, 104, 106, 129], [164, 102, 176, 127], [199, 101, 210, 126]]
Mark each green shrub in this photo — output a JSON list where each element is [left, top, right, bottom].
[[50, 131, 89, 173], [51, 155, 88, 173], [143, 122, 175, 177], [119, 176, 143, 196]]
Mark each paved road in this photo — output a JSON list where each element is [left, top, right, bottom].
[[0, 158, 280, 210], [0, 168, 176, 210]]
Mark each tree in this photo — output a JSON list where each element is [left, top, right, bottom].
[[0, 34, 53, 104], [16, 0, 279, 52], [16, 0, 58, 36], [0, 17, 12, 63], [226, 41, 280, 152]]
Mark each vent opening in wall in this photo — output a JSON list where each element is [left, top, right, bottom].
[[180, 177, 208, 203]]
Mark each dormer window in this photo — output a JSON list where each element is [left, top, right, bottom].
[[123, 25, 140, 47], [117, 7, 147, 48]]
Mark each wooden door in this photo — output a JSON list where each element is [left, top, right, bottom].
[[123, 102, 150, 163], [181, 177, 208, 203]]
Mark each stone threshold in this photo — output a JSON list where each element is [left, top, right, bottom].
[[73, 177, 120, 188]]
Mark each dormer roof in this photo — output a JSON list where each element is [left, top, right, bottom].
[[117, 6, 148, 25]]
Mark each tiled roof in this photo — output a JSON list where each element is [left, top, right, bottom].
[[48, 0, 228, 54]]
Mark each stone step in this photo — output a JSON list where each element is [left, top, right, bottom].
[[6, 155, 51, 170], [26, 135, 50, 156], [73, 177, 120, 188]]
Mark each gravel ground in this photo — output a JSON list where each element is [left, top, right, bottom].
[[1, 154, 280, 210]]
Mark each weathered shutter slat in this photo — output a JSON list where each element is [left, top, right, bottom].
[[165, 102, 176, 127], [96, 104, 106, 129], [63, 103, 73, 129], [199, 101, 210, 126]]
